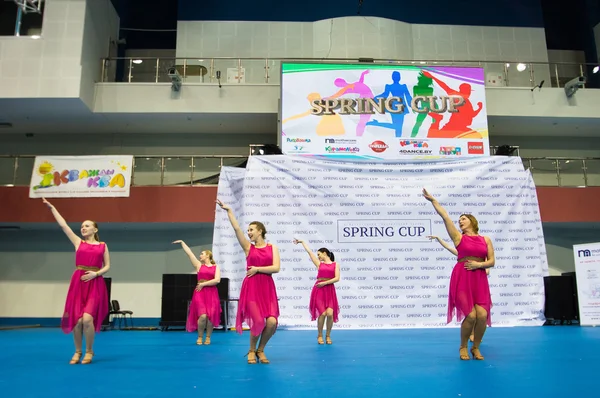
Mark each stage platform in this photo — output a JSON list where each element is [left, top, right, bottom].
[[0, 326, 597, 397]]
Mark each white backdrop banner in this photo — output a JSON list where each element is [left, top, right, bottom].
[[28, 155, 134, 198], [525, 169, 550, 278], [573, 241, 600, 326], [213, 156, 547, 329]]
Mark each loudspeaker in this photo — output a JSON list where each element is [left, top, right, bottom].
[[561, 271, 580, 321], [544, 276, 577, 322], [217, 278, 231, 329], [103, 277, 112, 327], [160, 274, 196, 330], [216, 278, 229, 301]]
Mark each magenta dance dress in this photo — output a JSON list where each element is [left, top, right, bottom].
[[187, 265, 222, 331], [447, 235, 492, 326], [236, 244, 280, 336], [61, 241, 109, 334], [309, 262, 340, 322]]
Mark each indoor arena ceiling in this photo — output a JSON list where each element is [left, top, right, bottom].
[[0, 97, 599, 137]]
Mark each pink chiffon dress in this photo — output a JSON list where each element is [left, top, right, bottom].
[[61, 241, 109, 333], [309, 262, 340, 322], [187, 265, 222, 331], [447, 235, 492, 326], [236, 244, 280, 336]]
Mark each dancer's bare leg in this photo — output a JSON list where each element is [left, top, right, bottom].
[[325, 308, 334, 344], [317, 313, 326, 344], [459, 309, 476, 360], [247, 334, 259, 364], [70, 318, 84, 364], [197, 315, 207, 344], [471, 305, 488, 360], [256, 317, 277, 363], [81, 313, 95, 364], [205, 319, 214, 345]]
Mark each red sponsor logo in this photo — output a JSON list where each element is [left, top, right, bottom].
[[369, 140, 388, 153], [467, 142, 484, 154]]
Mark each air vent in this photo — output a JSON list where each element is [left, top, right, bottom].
[[0, 226, 20, 230], [0, 122, 13, 128]]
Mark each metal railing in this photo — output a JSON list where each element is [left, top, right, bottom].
[[2, 154, 600, 188], [100, 57, 600, 90]]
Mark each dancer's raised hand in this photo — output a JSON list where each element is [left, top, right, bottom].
[[42, 197, 54, 209], [293, 238, 303, 245], [216, 199, 230, 211], [422, 188, 435, 202]]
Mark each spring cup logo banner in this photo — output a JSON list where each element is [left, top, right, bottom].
[[212, 166, 247, 326], [213, 156, 547, 329], [280, 63, 489, 160], [524, 169, 550, 277]]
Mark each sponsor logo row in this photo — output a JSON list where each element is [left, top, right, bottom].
[[286, 137, 486, 155]]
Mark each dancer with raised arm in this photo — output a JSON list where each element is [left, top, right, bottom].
[[293, 239, 340, 345], [428, 235, 490, 343], [422, 189, 495, 360], [43, 198, 110, 365], [216, 199, 280, 364], [173, 241, 221, 345]]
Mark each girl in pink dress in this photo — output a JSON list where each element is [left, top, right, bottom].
[[293, 239, 340, 345], [43, 198, 110, 365], [173, 241, 222, 345], [427, 235, 490, 343], [422, 189, 495, 361], [217, 199, 281, 364]]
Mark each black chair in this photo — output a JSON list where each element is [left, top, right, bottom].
[[217, 278, 238, 331], [108, 301, 124, 329], [111, 300, 134, 329]]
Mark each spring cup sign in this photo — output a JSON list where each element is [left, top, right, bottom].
[[213, 156, 548, 330], [280, 63, 489, 160]]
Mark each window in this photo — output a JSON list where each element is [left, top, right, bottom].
[[0, 0, 44, 37]]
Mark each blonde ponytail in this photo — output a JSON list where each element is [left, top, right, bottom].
[[205, 250, 216, 265]]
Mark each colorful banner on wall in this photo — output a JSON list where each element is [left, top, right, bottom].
[[213, 155, 546, 330], [28, 156, 134, 198], [280, 63, 489, 160], [573, 242, 600, 326]]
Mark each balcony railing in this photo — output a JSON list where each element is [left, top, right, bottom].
[[100, 57, 600, 90], [2, 155, 600, 188]]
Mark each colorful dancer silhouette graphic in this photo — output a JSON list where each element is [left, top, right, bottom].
[[366, 71, 413, 137], [282, 92, 345, 136], [326, 70, 374, 136], [411, 71, 434, 138], [422, 71, 484, 139]]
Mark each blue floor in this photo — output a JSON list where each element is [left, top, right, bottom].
[[0, 326, 598, 397]]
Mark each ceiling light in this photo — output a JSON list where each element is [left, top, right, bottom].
[[593, 66, 599, 74], [31, 35, 40, 39], [132, 59, 143, 64], [516, 63, 526, 72]]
